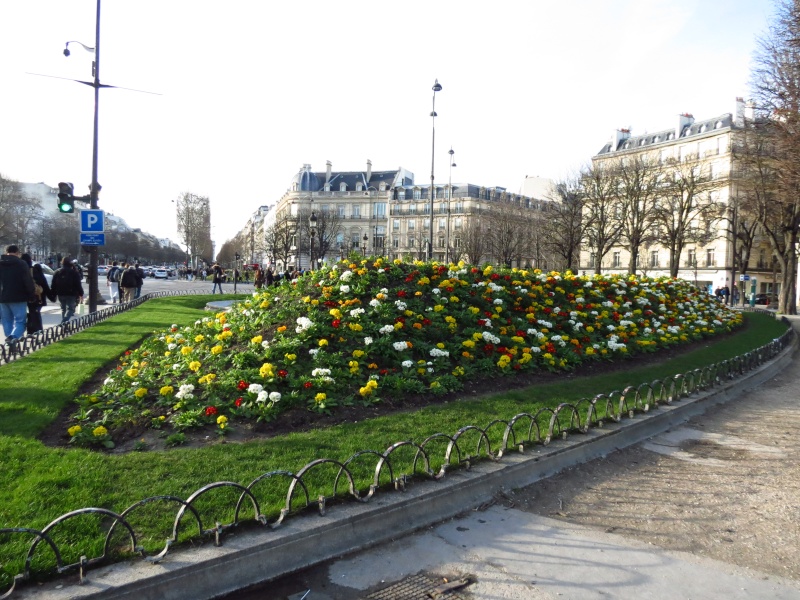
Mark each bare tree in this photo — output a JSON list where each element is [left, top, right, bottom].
[[175, 192, 212, 269], [739, 0, 800, 313], [460, 212, 489, 265], [544, 176, 586, 272], [581, 162, 623, 274], [654, 155, 721, 277]]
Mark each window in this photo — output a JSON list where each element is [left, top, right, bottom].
[[454, 217, 462, 229], [589, 252, 596, 266], [338, 204, 345, 218], [351, 234, 360, 249], [453, 237, 461, 248], [688, 248, 696, 267], [320, 204, 329, 214], [706, 248, 715, 267], [392, 237, 399, 248], [408, 219, 415, 230], [650, 251, 659, 268], [423, 220, 430, 230], [393, 219, 400, 230], [438, 237, 446, 248], [397, 189, 406, 200], [408, 236, 415, 247], [408, 204, 417, 215], [612, 251, 621, 268], [379, 182, 387, 191], [324, 183, 330, 192], [438, 218, 445, 231], [413, 188, 421, 200], [356, 183, 363, 191], [339, 182, 347, 192], [374, 202, 386, 218], [352, 204, 361, 218]]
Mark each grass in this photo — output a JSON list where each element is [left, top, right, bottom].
[[0, 296, 789, 587]]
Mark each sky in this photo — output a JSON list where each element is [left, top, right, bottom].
[[0, 0, 775, 250]]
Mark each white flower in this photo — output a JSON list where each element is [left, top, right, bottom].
[[168, 343, 177, 351], [339, 284, 351, 293], [393, 341, 409, 351], [248, 383, 264, 394], [339, 270, 354, 281], [432, 288, 441, 295], [256, 390, 269, 403], [369, 299, 380, 308], [493, 299, 503, 305], [379, 325, 395, 334], [172, 363, 182, 370], [269, 392, 281, 402], [430, 348, 449, 357], [312, 368, 331, 377], [364, 336, 373, 345], [261, 340, 270, 349], [482, 331, 501, 344], [395, 300, 407, 311], [296, 316, 314, 333], [350, 307, 365, 317], [309, 348, 320, 356], [402, 360, 414, 368], [103, 377, 114, 385]]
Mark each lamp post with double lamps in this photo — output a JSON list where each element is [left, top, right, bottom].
[[446, 147, 456, 264], [428, 79, 442, 261], [309, 212, 317, 272]]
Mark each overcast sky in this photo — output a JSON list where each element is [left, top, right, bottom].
[[1, 0, 774, 248]]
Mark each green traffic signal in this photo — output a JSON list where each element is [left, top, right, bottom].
[[57, 182, 75, 213]]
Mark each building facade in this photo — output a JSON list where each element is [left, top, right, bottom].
[[580, 99, 780, 301]]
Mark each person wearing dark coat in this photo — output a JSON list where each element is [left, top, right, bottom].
[[20, 253, 52, 334], [0, 244, 36, 343], [50, 256, 85, 324]]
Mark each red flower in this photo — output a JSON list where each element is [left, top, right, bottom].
[[512, 364, 521, 370], [235, 397, 243, 407], [490, 273, 500, 280], [304, 381, 313, 389], [237, 380, 248, 391], [483, 344, 494, 353], [516, 330, 525, 337], [477, 319, 486, 326], [124, 350, 131, 356], [397, 290, 407, 297], [205, 406, 218, 416], [422, 318, 432, 326], [332, 319, 341, 328], [278, 369, 288, 378], [379, 369, 389, 375]]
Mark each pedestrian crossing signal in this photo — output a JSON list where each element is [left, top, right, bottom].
[[57, 182, 75, 213]]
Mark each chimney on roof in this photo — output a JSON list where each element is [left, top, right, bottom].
[[734, 97, 745, 127], [677, 113, 694, 138], [366, 159, 372, 182], [326, 160, 332, 183], [611, 128, 631, 152]]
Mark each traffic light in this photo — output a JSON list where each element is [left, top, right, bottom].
[[57, 182, 75, 213]]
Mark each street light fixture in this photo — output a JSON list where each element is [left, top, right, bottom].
[[309, 211, 317, 271], [428, 78, 442, 262], [446, 147, 456, 264], [362, 233, 368, 256]]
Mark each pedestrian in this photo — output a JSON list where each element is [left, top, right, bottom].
[[120, 263, 141, 303], [21, 253, 51, 334], [0, 244, 36, 344], [106, 261, 121, 304], [722, 285, 730, 304], [266, 267, 275, 287], [211, 263, 224, 294], [134, 262, 145, 299], [254, 265, 264, 289], [50, 256, 84, 325]]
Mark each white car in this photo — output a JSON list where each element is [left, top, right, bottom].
[[154, 269, 169, 279], [35, 263, 54, 287]]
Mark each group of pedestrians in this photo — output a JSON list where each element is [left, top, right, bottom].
[[0, 246, 86, 345]]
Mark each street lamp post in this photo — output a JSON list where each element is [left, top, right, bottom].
[[309, 212, 317, 272], [428, 79, 442, 262], [64, 0, 103, 312], [446, 147, 456, 264], [362, 233, 368, 256]]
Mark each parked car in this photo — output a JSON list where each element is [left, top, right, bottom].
[[153, 268, 169, 279], [755, 293, 777, 305], [97, 265, 110, 276]]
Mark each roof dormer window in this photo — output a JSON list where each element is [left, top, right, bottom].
[[356, 183, 363, 191], [339, 182, 347, 192]]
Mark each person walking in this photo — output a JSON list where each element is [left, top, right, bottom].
[[134, 263, 145, 299], [120, 263, 141, 303], [0, 244, 36, 345], [21, 253, 51, 334], [50, 256, 84, 325], [106, 261, 121, 304], [266, 267, 274, 287], [211, 263, 224, 294], [253, 265, 264, 289]]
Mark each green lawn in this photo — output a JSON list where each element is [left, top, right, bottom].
[[0, 297, 789, 585]]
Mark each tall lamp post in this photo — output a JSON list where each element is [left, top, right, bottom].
[[428, 79, 442, 261], [309, 212, 317, 272], [362, 233, 368, 256], [64, 0, 103, 312], [446, 147, 456, 264]]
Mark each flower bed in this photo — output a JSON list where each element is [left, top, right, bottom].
[[71, 260, 742, 447]]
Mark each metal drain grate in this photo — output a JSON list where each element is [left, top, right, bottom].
[[365, 574, 468, 600]]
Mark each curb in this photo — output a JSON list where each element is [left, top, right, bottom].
[[16, 329, 797, 600]]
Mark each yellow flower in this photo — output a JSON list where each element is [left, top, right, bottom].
[[352, 349, 365, 358], [126, 368, 139, 378], [251, 335, 263, 344], [164, 351, 171, 357], [433, 305, 444, 312], [194, 334, 205, 342], [159, 385, 174, 396], [92, 426, 108, 438], [189, 361, 201, 372], [68, 425, 82, 437], [319, 339, 329, 347], [315, 393, 327, 402], [211, 345, 224, 355], [462, 340, 475, 348], [436, 342, 445, 349], [285, 353, 297, 361], [217, 415, 228, 425], [134, 387, 147, 398], [259, 362, 275, 378], [181, 346, 193, 355]]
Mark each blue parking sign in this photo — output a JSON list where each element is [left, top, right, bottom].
[[80, 209, 104, 232]]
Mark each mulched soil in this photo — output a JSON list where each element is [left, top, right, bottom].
[[36, 331, 738, 453]]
